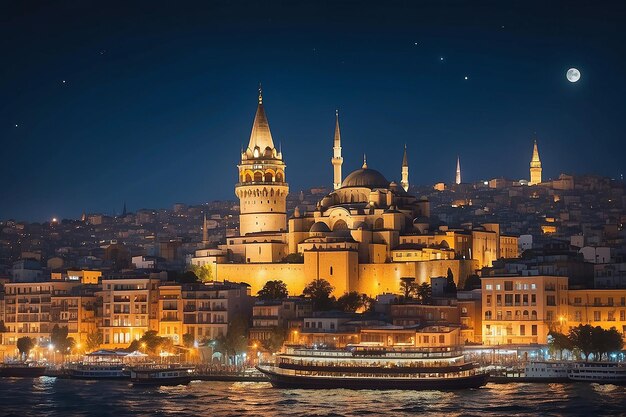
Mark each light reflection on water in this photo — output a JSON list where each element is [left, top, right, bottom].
[[0, 378, 624, 417]]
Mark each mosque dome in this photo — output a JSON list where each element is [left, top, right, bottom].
[[341, 167, 389, 189], [309, 222, 331, 233]]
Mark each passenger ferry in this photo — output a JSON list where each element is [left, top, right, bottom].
[[256, 345, 489, 390], [66, 363, 129, 379], [0, 362, 47, 378], [65, 350, 130, 380], [568, 362, 626, 384], [130, 365, 196, 386]]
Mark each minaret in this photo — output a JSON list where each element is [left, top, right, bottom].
[[235, 87, 289, 235], [401, 145, 409, 192], [202, 213, 209, 247], [455, 156, 461, 185], [529, 139, 542, 185], [331, 110, 343, 190]]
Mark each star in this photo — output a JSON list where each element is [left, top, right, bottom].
[[414, 42, 418, 46], [15, 124, 18, 128], [440, 57, 444, 61], [62, 80, 66, 84], [464, 76, 468, 80]]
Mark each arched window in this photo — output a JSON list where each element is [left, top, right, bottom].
[[333, 219, 348, 231], [330, 266, 333, 275], [254, 172, 263, 182], [523, 310, 529, 319], [374, 218, 384, 230], [276, 171, 284, 182], [485, 311, 492, 320], [264, 172, 273, 182], [531, 310, 537, 318], [244, 173, 252, 182]]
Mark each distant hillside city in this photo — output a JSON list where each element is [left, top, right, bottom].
[[1, 91, 625, 361]]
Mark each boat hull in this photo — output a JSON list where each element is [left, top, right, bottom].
[[257, 367, 489, 390], [0, 366, 47, 378], [131, 376, 194, 386]]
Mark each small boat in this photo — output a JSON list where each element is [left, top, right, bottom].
[[66, 363, 129, 380], [130, 366, 196, 386], [0, 362, 47, 378], [568, 362, 626, 384], [257, 345, 489, 390]]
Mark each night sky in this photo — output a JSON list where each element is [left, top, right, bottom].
[[2, 1, 625, 221]]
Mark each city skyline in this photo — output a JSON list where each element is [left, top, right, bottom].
[[3, 2, 626, 221]]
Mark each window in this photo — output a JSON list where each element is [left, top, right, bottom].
[[574, 297, 582, 304], [485, 284, 493, 290], [531, 284, 536, 290], [594, 297, 601, 306], [621, 311, 625, 321], [504, 281, 513, 291], [485, 311, 492, 320], [546, 295, 556, 306], [546, 311, 554, 321], [330, 323, 335, 330], [593, 311, 601, 321], [330, 267, 333, 276], [439, 335, 445, 344], [461, 307, 468, 314], [531, 325, 537, 336], [496, 284, 501, 290], [520, 325, 526, 336], [486, 295, 492, 306], [608, 297, 614, 306], [575, 311, 582, 321], [505, 294, 513, 306], [496, 295, 502, 306], [515, 294, 521, 305], [531, 294, 536, 305]]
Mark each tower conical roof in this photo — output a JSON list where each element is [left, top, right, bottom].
[[531, 139, 541, 162], [334, 110, 341, 146], [247, 87, 275, 151], [402, 144, 408, 167]]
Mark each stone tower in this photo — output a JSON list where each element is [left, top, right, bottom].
[[235, 87, 289, 235], [529, 139, 542, 185], [455, 156, 461, 185], [401, 144, 409, 192], [331, 110, 343, 190]]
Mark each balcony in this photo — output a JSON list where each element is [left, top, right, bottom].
[[183, 305, 196, 312]]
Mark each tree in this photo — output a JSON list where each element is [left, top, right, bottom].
[[51, 325, 75, 356], [85, 332, 103, 352], [214, 314, 249, 364], [569, 324, 595, 361], [445, 268, 457, 295], [183, 333, 196, 348], [282, 253, 304, 263], [16, 337, 35, 359], [171, 270, 200, 284], [463, 274, 481, 291], [416, 282, 432, 304], [261, 326, 288, 353], [302, 278, 335, 311], [189, 264, 213, 282], [257, 280, 289, 301], [548, 331, 573, 360], [399, 277, 416, 300], [336, 292, 372, 312]]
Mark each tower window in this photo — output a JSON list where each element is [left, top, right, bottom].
[[330, 267, 333, 275]]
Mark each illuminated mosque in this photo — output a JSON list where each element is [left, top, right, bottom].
[[193, 90, 518, 296]]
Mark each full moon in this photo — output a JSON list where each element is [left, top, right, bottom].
[[566, 68, 581, 83]]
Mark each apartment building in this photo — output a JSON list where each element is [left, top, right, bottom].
[[481, 275, 569, 345], [97, 276, 160, 348]]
